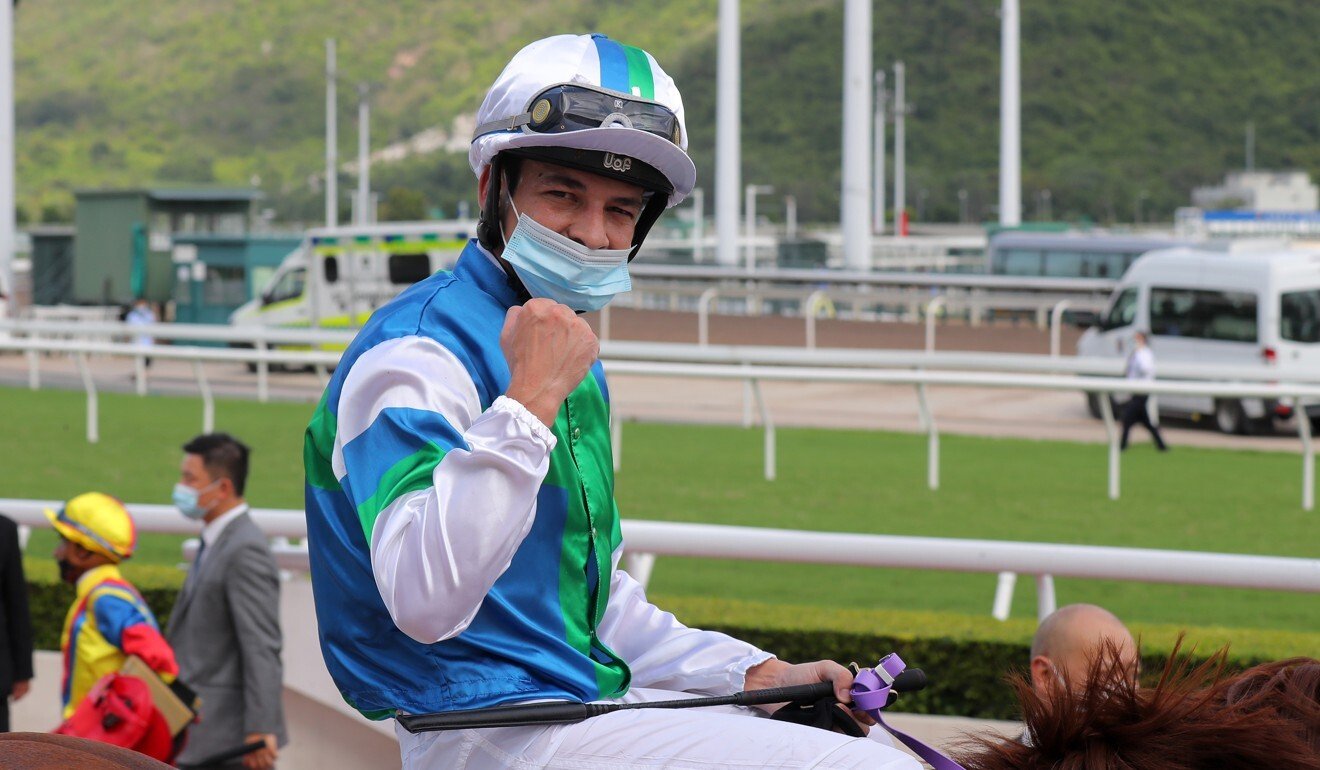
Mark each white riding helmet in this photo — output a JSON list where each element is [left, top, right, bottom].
[[470, 33, 696, 208]]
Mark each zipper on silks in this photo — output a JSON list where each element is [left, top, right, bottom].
[[562, 397, 610, 631]]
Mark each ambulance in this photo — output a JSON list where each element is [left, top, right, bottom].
[[230, 221, 476, 334]]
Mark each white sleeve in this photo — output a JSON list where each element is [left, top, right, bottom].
[[595, 554, 773, 696], [333, 335, 557, 644]]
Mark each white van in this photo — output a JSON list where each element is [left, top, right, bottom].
[[1076, 245, 1320, 433], [230, 221, 476, 336]]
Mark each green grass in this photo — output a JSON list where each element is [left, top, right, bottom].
[[2, 385, 1316, 636], [2, 386, 313, 565]]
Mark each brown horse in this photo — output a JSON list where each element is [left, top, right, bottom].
[[0, 733, 173, 770], [955, 641, 1320, 770]]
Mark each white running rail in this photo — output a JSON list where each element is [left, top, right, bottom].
[[3, 500, 1316, 623]]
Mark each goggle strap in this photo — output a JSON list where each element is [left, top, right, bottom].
[[472, 113, 534, 140]]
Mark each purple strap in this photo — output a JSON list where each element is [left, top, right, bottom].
[[852, 654, 967, 770]]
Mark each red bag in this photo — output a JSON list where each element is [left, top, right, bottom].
[[54, 673, 175, 763]]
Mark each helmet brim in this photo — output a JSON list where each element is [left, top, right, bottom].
[[45, 506, 128, 561], [475, 126, 695, 208]]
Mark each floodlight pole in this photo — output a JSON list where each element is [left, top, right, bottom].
[[0, 0, 15, 315], [893, 61, 906, 237], [999, 0, 1022, 226], [874, 70, 887, 236], [357, 82, 371, 225], [840, 0, 872, 270], [715, 0, 741, 267], [325, 39, 338, 228]]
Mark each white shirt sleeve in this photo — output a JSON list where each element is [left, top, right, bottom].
[[333, 335, 557, 644], [595, 554, 773, 696]]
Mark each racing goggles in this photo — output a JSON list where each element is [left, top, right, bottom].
[[474, 84, 682, 146]]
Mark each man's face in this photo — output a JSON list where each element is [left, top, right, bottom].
[[179, 453, 228, 511], [483, 159, 647, 253], [54, 536, 97, 583]]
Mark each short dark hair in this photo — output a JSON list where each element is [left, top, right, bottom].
[[182, 433, 251, 497]]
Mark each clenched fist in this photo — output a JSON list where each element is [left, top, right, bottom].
[[501, 298, 600, 428]]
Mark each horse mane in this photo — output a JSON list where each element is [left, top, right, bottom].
[[955, 637, 1320, 770], [1222, 656, 1320, 754]]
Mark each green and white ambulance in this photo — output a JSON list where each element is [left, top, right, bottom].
[[229, 221, 475, 337]]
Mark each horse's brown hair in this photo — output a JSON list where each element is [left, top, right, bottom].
[[1222, 657, 1320, 754], [955, 639, 1320, 770]]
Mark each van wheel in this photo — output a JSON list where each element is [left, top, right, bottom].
[[1214, 399, 1247, 435]]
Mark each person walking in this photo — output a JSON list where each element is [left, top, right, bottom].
[[167, 433, 286, 770], [1120, 331, 1168, 451]]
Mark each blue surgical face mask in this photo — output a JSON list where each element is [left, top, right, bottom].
[[499, 194, 633, 313], [173, 481, 218, 521]]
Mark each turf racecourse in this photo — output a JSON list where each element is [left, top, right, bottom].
[[2, 385, 1315, 634]]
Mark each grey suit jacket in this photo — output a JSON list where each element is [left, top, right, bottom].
[[167, 510, 288, 764]]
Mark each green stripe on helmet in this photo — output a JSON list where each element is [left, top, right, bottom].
[[621, 45, 655, 100]]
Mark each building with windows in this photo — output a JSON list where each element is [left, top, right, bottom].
[[71, 188, 259, 305], [1192, 171, 1318, 213]]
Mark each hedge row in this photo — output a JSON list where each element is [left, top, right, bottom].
[[24, 562, 1318, 719]]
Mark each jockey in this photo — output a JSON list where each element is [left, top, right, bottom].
[[304, 33, 918, 770], [48, 493, 177, 721]]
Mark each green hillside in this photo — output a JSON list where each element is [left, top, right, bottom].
[[13, 0, 1320, 225]]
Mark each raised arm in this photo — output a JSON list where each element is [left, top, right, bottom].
[[341, 300, 597, 644]]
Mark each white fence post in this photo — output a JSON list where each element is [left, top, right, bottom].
[[697, 288, 718, 347], [924, 295, 946, 353], [192, 359, 214, 435], [915, 383, 939, 490], [741, 367, 754, 429], [74, 352, 98, 444], [26, 348, 38, 390], [992, 571, 1017, 621], [600, 304, 611, 342], [749, 378, 776, 481], [1049, 299, 1071, 358], [1036, 574, 1058, 621], [804, 289, 830, 350], [623, 552, 657, 589], [1299, 399, 1314, 511], [611, 411, 623, 473], [1099, 391, 1120, 500], [134, 355, 148, 396], [257, 340, 270, 403]]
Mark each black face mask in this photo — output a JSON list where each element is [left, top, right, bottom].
[[57, 558, 79, 584]]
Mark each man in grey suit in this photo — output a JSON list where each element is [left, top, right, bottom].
[[168, 433, 287, 770]]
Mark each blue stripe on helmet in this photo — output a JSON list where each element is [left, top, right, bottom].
[[591, 34, 629, 94]]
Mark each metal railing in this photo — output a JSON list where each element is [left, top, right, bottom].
[[627, 263, 1117, 293], [6, 333, 1320, 508], [613, 282, 1108, 344], [3, 499, 1316, 623], [600, 360, 1320, 509]]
